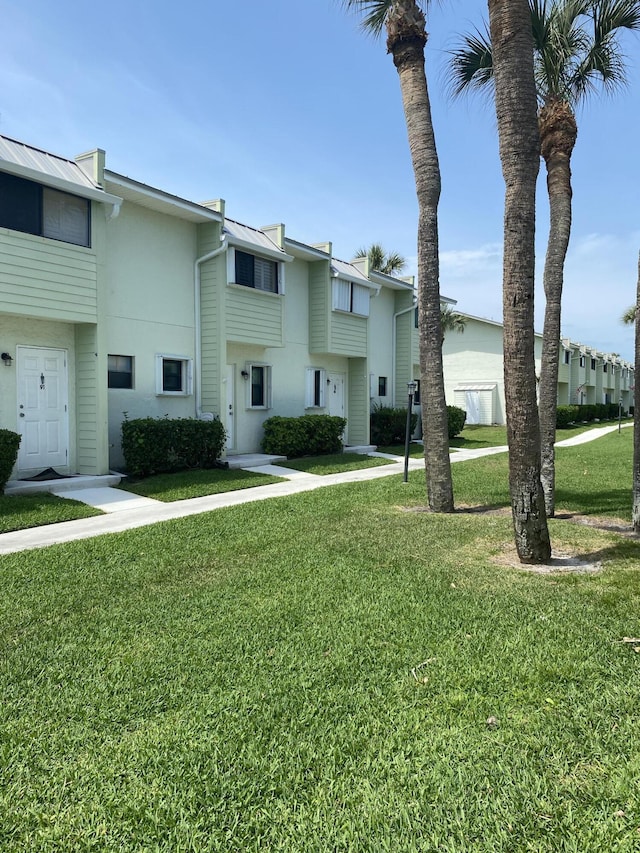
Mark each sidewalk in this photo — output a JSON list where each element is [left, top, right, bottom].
[[0, 423, 630, 555]]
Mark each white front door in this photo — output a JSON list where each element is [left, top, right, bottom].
[[17, 346, 69, 472], [225, 365, 235, 451], [328, 373, 345, 419]]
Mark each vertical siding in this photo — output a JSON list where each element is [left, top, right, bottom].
[[348, 358, 368, 445], [308, 261, 329, 353], [74, 324, 101, 473], [395, 311, 413, 407], [199, 225, 223, 416]]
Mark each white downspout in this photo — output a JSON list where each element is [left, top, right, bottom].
[[392, 299, 417, 406], [194, 236, 228, 418]]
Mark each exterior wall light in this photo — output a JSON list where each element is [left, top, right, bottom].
[[1, 352, 13, 366], [241, 369, 249, 379]]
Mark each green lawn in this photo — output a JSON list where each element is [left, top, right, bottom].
[[278, 452, 394, 475], [1, 430, 639, 850], [0, 492, 100, 533], [118, 467, 284, 502]]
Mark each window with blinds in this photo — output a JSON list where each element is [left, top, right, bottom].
[[331, 279, 370, 317], [235, 250, 279, 293]]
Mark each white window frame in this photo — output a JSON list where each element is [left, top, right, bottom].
[[246, 363, 272, 410], [305, 367, 326, 409], [155, 354, 193, 396], [331, 278, 370, 318]]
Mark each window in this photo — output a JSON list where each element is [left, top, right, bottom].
[[247, 364, 272, 409], [378, 376, 388, 397], [603, 362, 608, 373], [305, 368, 326, 408], [108, 355, 133, 389], [235, 250, 279, 293], [579, 355, 585, 368], [591, 357, 596, 370], [155, 355, 192, 395], [563, 350, 570, 365], [0, 172, 90, 247], [331, 279, 370, 317]]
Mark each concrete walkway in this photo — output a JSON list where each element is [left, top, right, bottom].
[[0, 422, 630, 555]]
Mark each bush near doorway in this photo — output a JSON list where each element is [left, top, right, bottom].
[[262, 415, 346, 457], [0, 430, 20, 492]]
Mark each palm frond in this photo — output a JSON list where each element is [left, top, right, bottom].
[[446, 27, 494, 98], [341, 0, 435, 37], [622, 304, 637, 324]]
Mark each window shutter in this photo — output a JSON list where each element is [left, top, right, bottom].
[[332, 279, 351, 311], [235, 250, 255, 287], [305, 368, 314, 408], [352, 284, 370, 317]]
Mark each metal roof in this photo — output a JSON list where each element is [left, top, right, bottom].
[[0, 135, 99, 190], [223, 219, 288, 256], [105, 172, 221, 224], [330, 257, 372, 284]]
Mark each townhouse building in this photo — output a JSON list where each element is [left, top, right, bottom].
[[442, 313, 634, 425], [0, 134, 429, 480]]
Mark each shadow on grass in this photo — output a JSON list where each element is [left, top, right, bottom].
[[555, 488, 632, 520]]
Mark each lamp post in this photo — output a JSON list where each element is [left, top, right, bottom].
[[404, 380, 417, 483]]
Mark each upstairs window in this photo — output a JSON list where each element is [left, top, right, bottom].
[[579, 355, 585, 368], [591, 357, 596, 370], [563, 350, 570, 365], [235, 250, 279, 293], [0, 172, 90, 247], [332, 279, 370, 317], [603, 363, 608, 373]]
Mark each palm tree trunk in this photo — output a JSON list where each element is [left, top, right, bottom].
[[633, 251, 640, 532], [488, 0, 551, 563], [539, 100, 577, 518], [387, 0, 453, 512]]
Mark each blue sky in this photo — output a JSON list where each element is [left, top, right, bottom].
[[3, 0, 639, 360]]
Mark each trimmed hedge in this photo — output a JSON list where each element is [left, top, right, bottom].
[[121, 417, 226, 477], [0, 429, 20, 492], [447, 405, 467, 439], [262, 415, 347, 458], [370, 405, 418, 446], [557, 402, 624, 428]]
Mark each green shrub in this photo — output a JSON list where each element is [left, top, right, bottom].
[[577, 404, 597, 422], [121, 417, 226, 477], [0, 429, 20, 491], [262, 415, 346, 457], [447, 405, 467, 439], [370, 405, 418, 446], [556, 405, 580, 428]]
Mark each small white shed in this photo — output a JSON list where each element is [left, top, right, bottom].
[[453, 383, 497, 425]]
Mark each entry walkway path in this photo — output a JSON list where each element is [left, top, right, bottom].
[[0, 423, 629, 555]]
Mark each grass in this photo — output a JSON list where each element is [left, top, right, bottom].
[[278, 452, 394, 475], [0, 492, 100, 533], [1, 430, 639, 850], [118, 467, 284, 502]]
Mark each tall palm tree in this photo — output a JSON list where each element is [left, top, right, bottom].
[[354, 243, 407, 275], [633, 252, 640, 532], [622, 305, 636, 325], [344, 0, 453, 512], [449, 0, 640, 517], [488, 0, 552, 562]]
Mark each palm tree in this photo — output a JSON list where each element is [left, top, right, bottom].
[[622, 305, 636, 325], [440, 305, 467, 340], [344, 0, 453, 512], [449, 0, 640, 517], [354, 243, 407, 275], [488, 0, 552, 562], [633, 252, 640, 532]]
